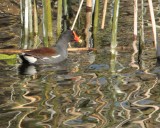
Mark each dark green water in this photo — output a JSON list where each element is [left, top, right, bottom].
[[0, 0, 160, 128]]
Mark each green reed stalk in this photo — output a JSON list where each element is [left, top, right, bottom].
[[93, 0, 99, 34], [93, 0, 99, 48], [63, 0, 68, 16], [33, 0, 39, 48], [63, 0, 68, 31], [20, 0, 25, 48], [46, 0, 53, 45], [57, 0, 62, 38], [111, 0, 120, 49], [42, 0, 49, 47]]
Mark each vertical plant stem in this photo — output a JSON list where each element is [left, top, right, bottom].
[[57, 0, 62, 38], [92, 0, 95, 13], [140, 0, 144, 44], [63, 0, 68, 16], [148, 0, 159, 56], [134, 0, 138, 41], [24, 0, 29, 49], [42, 0, 49, 47], [46, 0, 53, 45], [77, 0, 82, 29], [93, 0, 99, 47], [109, 0, 114, 30], [20, 0, 24, 25], [101, 0, 108, 29], [20, 0, 24, 48], [71, 0, 84, 30], [111, 0, 120, 49], [33, 0, 39, 48], [93, 0, 99, 33], [63, 0, 68, 31], [28, 0, 33, 48], [85, 0, 92, 48]]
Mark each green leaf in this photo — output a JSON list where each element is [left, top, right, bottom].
[[0, 54, 17, 60]]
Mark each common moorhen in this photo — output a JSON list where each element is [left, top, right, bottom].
[[20, 30, 81, 64]]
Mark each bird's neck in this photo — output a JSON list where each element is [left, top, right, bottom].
[[55, 36, 69, 50]]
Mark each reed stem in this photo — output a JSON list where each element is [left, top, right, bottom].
[[28, 0, 33, 48], [20, 0, 25, 48], [111, 0, 120, 49], [148, 0, 158, 55], [63, 0, 68, 31], [57, 0, 63, 38], [46, 0, 53, 44], [140, 0, 144, 44], [33, 0, 39, 48], [24, 0, 29, 49], [134, 0, 138, 41], [85, 0, 92, 48], [42, 0, 49, 47], [101, 0, 108, 29], [93, 0, 99, 33], [71, 0, 84, 30]]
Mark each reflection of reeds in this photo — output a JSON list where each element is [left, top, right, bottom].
[[132, 77, 159, 128], [148, 0, 160, 59]]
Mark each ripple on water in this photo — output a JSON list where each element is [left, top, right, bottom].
[[88, 64, 110, 71]]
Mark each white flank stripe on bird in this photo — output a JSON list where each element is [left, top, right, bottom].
[[43, 57, 50, 60], [24, 56, 37, 63], [51, 54, 61, 58]]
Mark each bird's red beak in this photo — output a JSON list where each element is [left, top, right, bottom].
[[73, 31, 82, 43]]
